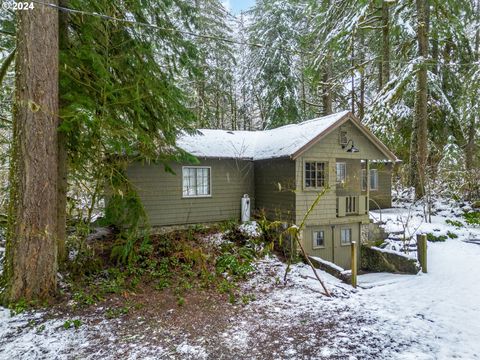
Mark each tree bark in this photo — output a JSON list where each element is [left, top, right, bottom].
[[3, 2, 59, 303], [465, 0, 479, 171], [358, 31, 365, 120], [411, 0, 429, 199], [57, 0, 69, 265], [322, 52, 333, 115], [350, 30, 355, 115], [379, 0, 390, 89], [322, 0, 333, 115]]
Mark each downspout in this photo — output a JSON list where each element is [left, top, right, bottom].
[[331, 225, 336, 263]]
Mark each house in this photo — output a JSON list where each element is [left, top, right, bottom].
[[126, 111, 399, 269]]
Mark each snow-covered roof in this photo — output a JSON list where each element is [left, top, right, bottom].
[[177, 111, 350, 160], [176, 111, 397, 161]]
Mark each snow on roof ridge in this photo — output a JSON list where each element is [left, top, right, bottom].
[[263, 110, 350, 132], [176, 111, 350, 160]]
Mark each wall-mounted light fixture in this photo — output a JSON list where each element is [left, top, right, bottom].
[[343, 139, 359, 153]]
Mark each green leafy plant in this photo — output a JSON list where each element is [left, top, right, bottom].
[[463, 211, 480, 226], [447, 231, 458, 239], [105, 306, 130, 319], [426, 233, 448, 242], [177, 296, 185, 306], [63, 319, 82, 330], [445, 219, 464, 227], [72, 290, 99, 307], [9, 298, 29, 316], [216, 252, 253, 278], [36, 324, 46, 333]]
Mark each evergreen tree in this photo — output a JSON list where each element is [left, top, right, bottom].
[[58, 0, 199, 260], [189, 0, 237, 129], [2, 1, 59, 303], [246, 0, 305, 128]]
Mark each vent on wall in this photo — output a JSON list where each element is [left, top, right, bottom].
[[339, 130, 348, 147]]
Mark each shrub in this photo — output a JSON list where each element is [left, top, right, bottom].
[[463, 211, 480, 226], [447, 231, 458, 239], [445, 219, 464, 228], [426, 233, 447, 242]]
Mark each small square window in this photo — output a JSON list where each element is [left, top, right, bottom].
[[313, 230, 325, 248], [341, 228, 352, 245]]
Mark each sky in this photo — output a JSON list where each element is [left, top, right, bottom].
[[223, 0, 256, 14]]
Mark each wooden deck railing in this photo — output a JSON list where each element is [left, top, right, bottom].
[[337, 195, 368, 217]]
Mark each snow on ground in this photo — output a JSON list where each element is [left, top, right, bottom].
[[0, 199, 479, 359], [238, 221, 261, 238]]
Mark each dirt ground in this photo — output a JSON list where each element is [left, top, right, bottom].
[[10, 258, 407, 360]]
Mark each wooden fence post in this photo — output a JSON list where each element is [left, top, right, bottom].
[[417, 234, 427, 273], [351, 241, 357, 288]]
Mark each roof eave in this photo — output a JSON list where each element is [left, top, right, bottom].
[[290, 112, 352, 160], [291, 112, 399, 162]]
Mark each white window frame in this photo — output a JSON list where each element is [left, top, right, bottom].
[[336, 162, 346, 184], [182, 166, 212, 198], [340, 228, 352, 246], [370, 169, 379, 191], [312, 230, 325, 249], [303, 161, 327, 190]]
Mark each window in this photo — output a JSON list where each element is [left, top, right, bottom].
[[361, 168, 379, 191], [341, 228, 352, 245], [182, 167, 211, 197], [313, 230, 325, 248], [370, 169, 379, 191], [304, 162, 326, 188], [336, 162, 346, 183], [361, 169, 367, 191]]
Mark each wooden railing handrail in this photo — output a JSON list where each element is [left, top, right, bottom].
[[368, 198, 382, 222]]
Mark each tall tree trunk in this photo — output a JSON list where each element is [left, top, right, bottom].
[[322, 52, 333, 115], [466, 0, 480, 171], [57, 0, 69, 266], [410, 0, 429, 199], [350, 30, 355, 115], [379, 0, 390, 89], [3, 2, 59, 303], [359, 31, 365, 120], [322, 0, 333, 115]]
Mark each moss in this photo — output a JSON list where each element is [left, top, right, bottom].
[[361, 246, 419, 274]]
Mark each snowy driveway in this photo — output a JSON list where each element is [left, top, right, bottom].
[[1, 219, 480, 359], [353, 239, 480, 359]]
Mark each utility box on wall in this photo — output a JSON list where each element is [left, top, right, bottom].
[[241, 194, 250, 222]]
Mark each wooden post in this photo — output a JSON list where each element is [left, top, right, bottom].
[[417, 234, 428, 273], [351, 241, 357, 288]]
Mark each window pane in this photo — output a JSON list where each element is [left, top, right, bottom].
[[305, 162, 315, 188], [341, 228, 352, 245], [316, 162, 325, 187], [306, 162, 327, 188], [361, 169, 367, 191], [336, 163, 346, 183], [313, 230, 324, 247], [183, 167, 210, 196], [370, 169, 378, 190], [183, 168, 195, 196]]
